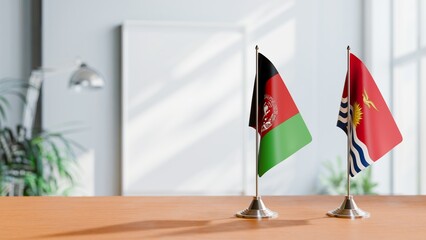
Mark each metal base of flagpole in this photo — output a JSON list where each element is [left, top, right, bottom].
[[236, 196, 278, 219], [327, 195, 370, 219]]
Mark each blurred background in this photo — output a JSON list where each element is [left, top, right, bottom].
[[0, 0, 424, 196]]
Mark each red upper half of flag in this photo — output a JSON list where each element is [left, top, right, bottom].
[[341, 53, 402, 161]]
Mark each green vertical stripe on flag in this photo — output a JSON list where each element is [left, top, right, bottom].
[[258, 113, 312, 177]]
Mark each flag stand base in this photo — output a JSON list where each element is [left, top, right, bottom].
[[236, 196, 278, 219], [327, 195, 370, 219]]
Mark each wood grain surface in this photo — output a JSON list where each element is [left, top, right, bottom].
[[1, 196, 425, 239]]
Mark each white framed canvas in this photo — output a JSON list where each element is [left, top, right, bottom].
[[121, 21, 248, 195]]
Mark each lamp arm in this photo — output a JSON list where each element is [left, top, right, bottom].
[[34, 62, 80, 76], [22, 71, 43, 137]]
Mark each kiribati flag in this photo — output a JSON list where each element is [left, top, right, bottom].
[[337, 53, 402, 177]]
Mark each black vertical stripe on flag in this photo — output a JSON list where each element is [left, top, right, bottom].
[[249, 53, 279, 128]]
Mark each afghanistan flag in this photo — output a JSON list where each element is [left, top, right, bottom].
[[249, 53, 312, 177], [337, 53, 402, 177]]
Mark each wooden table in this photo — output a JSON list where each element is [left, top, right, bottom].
[[1, 196, 426, 239]]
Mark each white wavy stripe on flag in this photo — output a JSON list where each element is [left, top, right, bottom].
[[338, 97, 349, 124], [338, 115, 348, 123], [349, 148, 357, 177], [340, 98, 348, 112], [353, 128, 374, 165], [350, 139, 366, 175], [349, 126, 375, 176]]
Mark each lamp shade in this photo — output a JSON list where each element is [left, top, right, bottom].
[[69, 63, 104, 90]]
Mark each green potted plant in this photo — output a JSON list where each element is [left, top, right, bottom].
[[319, 156, 378, 195], [0, 78, 81, 196]]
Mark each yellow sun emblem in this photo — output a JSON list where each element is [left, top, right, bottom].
[[352, 102, 363, 127]]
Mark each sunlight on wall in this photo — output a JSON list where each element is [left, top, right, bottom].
[[172, 31, 244, 79], [241, 0, 294, 31]]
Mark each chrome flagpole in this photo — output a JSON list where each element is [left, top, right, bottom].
[[236, 45, 277, 219], [327, 46, 369, 219]]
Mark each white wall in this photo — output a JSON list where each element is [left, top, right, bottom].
[[42, 0, 363, 195], [0, 0, 32, 127]]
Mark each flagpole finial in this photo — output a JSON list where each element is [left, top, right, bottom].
[[255, 45, 259, 51], [347, 45, 351, 51]]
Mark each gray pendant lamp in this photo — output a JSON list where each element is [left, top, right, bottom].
[[22, 61, 105, 137], [69, 63, 105, 90]]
